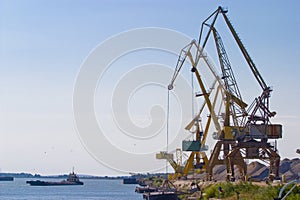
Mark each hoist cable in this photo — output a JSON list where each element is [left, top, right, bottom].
[[166, 88, 170, 177]]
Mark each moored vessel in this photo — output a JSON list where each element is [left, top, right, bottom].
[[26, 171, 83, 186], [0, 176, 14, 181]]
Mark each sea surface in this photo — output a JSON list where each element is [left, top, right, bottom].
[[0, 178, 141, 200]]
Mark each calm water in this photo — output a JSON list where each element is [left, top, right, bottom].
[[0, 178, 142, 200]]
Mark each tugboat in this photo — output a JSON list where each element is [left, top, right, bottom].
[[26, 170, 83, 186]]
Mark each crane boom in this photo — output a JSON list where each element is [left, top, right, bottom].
[[168, 41, 195, 90], [168, 40, 221, 133], [218, 7, 276, 127], [219, 7, 268, 91]]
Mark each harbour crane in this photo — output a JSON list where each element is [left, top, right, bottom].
[[157, 39, 225, 179], [198, 6, 282, 181], [161, 7, 282, 181]]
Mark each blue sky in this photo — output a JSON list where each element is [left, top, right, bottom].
[[1, 1, 300, 175]]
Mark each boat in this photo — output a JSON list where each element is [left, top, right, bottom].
[[0, 176, 14, 181], [143, 191, 178, 200], [140, 179, 178, 200], [123, 178, 138, 184], [135, 186, 158, 193], [26, 171, 83, 186]]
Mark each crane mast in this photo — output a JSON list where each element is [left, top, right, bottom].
[[212, 27, 247, 129]]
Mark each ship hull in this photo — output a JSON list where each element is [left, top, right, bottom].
[[26, 180, 83, 186]]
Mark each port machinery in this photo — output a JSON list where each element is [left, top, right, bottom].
[[157, 7, 282, 181]]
